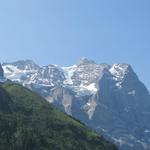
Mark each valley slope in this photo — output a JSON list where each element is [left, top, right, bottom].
[[0, 82, 117, 150]]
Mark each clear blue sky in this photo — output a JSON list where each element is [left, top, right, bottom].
[[0, 0, 150, 90]]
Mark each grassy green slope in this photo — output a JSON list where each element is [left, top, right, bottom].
[[0, 83, 117, 150]]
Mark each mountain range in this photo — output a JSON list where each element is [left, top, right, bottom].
[[2, 58, 150, 150]]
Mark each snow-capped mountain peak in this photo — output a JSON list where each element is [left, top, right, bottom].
[[24, 64, 66, 88], [2, 60, 135, 95], [109, 64, 132, 88], [2, 60, 40, 83], [3, 59, 40, 71], [78, 57, 96, 66], [109, 64, 130, 79]]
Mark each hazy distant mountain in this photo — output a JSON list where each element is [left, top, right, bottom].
[[2, 58, 150, 150]]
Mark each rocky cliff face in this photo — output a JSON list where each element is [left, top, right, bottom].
[[2, 59, 150, 150], [0, 64, 4, 78], [0, 63, 7, 82]]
